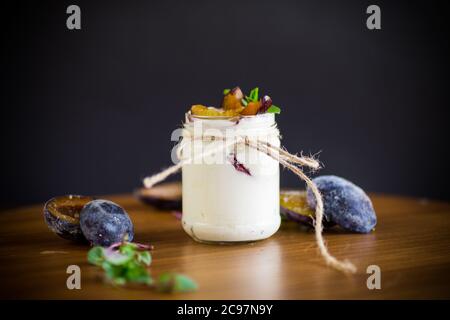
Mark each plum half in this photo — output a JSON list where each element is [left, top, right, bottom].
[[136, 182, 182, 211], [280, 190, 335, 228], [43, 195, 93, 242], [306, 175, 377, 233]]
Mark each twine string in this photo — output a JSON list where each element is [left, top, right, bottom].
[[143, 135, 357, 274]]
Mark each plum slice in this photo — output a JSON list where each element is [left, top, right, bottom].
[[240, 100, 262, 116], [258, 95, 273, 113], [280, 190, 335, 228], [136, 182, 182, 211], [44, 195, 93, 242], [221, 87, 244, 111]]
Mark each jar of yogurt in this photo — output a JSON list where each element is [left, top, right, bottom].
[[180, 112, 281, 243]]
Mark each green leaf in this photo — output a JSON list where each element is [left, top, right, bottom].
[[156, 272, 198, 293], [248, 87, 259, 102], [113, 277, 127, 285], [87, 242, 194, 292], [119, 242, 138, 256], [137, 251, 152, 266], [87, 247, 105, 266], [102, 261, 124, 281], [133, 274, 153, 285], [104, 251, 133, 265], [241, 99, 248, 106], [223, 88, 231, 95], [173, 274, 198, 292], [267, 105, 281, 114], [125, 261, 153, 284]]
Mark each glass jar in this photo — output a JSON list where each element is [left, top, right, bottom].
[[180, 113, 281, 243]]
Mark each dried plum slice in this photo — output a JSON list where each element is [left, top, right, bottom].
[[221, 86, 244, 110], [136, 182, 182, 211], [43, 195, 93, 242], [280, 190, 335, 228], [240, 100, 262, 115], [258, 95, 272, 113]]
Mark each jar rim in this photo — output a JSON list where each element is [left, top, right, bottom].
[[183, 112, 278, 133], [185, 111, 275, 123], [186, 111, 275, 120]]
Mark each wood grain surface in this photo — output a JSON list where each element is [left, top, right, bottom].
[[1, 194, 449, 299]]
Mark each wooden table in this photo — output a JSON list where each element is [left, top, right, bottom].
[[1, 194, 449, 299]]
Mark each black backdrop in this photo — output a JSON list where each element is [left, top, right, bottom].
[[2, 0, 449, 206]]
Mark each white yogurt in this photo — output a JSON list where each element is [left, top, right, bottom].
[[181, 113, 281, 242]]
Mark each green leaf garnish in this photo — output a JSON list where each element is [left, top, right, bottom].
[[105, 251, 134, 265], [223, 88, 231, 95], [88, 242, 153, 285], [156, 272, 198, 293], [267, 105, 281, 114], [87, 242, 196, 293], [119, 242, 138, 256], [137, 251, 152, 266], [241, 87, 261, 108], [248, 87, 259, 102], [87, 246, 104, 266]]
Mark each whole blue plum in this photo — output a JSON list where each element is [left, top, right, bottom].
[[306, 175, 377, 233], [80, 200, 134, 246]]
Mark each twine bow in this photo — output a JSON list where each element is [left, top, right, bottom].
[[143, 135, 356, 274]]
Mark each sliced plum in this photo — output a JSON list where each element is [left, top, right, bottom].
[[190, 105, 242, 117], [136, 182, 182, 211], [221, 86, 244, 110], [43, 195, 93, 242], [280, 190, 335, 228], [240, 100, 262, 115], [258, 95, 272, 113]]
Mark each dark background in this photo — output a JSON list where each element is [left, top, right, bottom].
[[2, 0, 449, 206]]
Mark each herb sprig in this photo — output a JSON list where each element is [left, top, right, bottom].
[[267, 105, 281, 114], [247, 87, 259, 103], [88, 242, 198, 293]]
